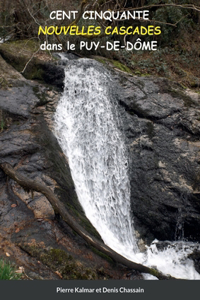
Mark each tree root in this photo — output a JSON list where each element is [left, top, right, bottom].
[[0, 162, 177, 280]]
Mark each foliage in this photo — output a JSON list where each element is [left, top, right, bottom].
[[0, 0, 199, 89], [23, 245, 99, 280], [0, 1, 199, 43], [41, 248, 97, 280], [0, 259, 22, 280]]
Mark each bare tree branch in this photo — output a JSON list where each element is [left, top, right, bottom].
[[120, 3, 200, 13], [20, 45, 40, 74]]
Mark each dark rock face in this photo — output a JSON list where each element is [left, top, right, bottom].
[[188, 250, 200, 274], [38, 62, 65, 89], [0, 56, 125, 279], [113, 74, 200, 243]]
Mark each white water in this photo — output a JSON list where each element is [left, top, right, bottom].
[[0, 35, 11, 43], [54, 58, 200, 280]]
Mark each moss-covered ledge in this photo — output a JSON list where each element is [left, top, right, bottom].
[[93, 55, 133, 74], [0, 40, 64, 89]]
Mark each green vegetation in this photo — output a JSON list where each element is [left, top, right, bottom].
[[0, 39, 52, 84], [0, 77, 10, 89], [0, 1, 199, 89], [0, 259, 22, 280], [111, 60, 132, 74], [126, 47, 200, 90], [22, 245, 99, 280], [41, 248, 97, 280], [90, 246, 114, 265]]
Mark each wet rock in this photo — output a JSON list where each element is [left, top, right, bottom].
[[38, 62, 65, 90], [0, 84, 39, 117], [11, 180, 55, 219], [0, 54, 126, 279], [188, 250, 200, 274], [113, 73, 200, 243]]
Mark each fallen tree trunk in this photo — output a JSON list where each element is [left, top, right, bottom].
[[0, 162, 177, 280]]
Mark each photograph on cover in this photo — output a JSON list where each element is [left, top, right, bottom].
[[0, 0, 200, 291]]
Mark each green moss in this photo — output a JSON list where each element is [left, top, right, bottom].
[[0, 40, 39, 71], [21, 245, 98, 279], [149, 268, 160, 278], [40, 248, 97, 280], [0, 39, 52, 84], [141, 73, 150, 77], [180, 84, 187, 89], [134, 70, 142, 75], [95, 57, 106, 65], [41, 248, 71, 266], [79, 216, 102, 240], [90, 246, 114, 265], [66, 203, 80, 218], [0, 77, 11, 89], [2, 39, 39, 52], [64, 203, 101, 240], [30, 67, 45, 81], [111, 60, 132, 74], [94, 56, 133, 74], [66, 203, 101, 240], [23, 244, 42, 257]]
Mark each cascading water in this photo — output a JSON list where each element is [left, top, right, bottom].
[[54, 58, 138, 258], [54, 57, 200, 280]]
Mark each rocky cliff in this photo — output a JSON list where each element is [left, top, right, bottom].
[[114, 73, 200, 243]]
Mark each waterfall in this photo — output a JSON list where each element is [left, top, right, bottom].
[[54, 58, 138, 258], [54, 57, 200, 279]]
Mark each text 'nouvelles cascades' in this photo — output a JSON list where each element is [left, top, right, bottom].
[[54, 56, 200, 280]]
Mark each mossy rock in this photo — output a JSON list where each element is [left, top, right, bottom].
[[0, 53, 25, 89], [169, 89, 196, 108], [90, 246, 114, 265], [22, 245, 98, 280], [0, 40, 64, 88], [111, 60, 132, 74], [93, 56, 132, 74], [0, 39, 41, 73], [94, 57, 107, 65]]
